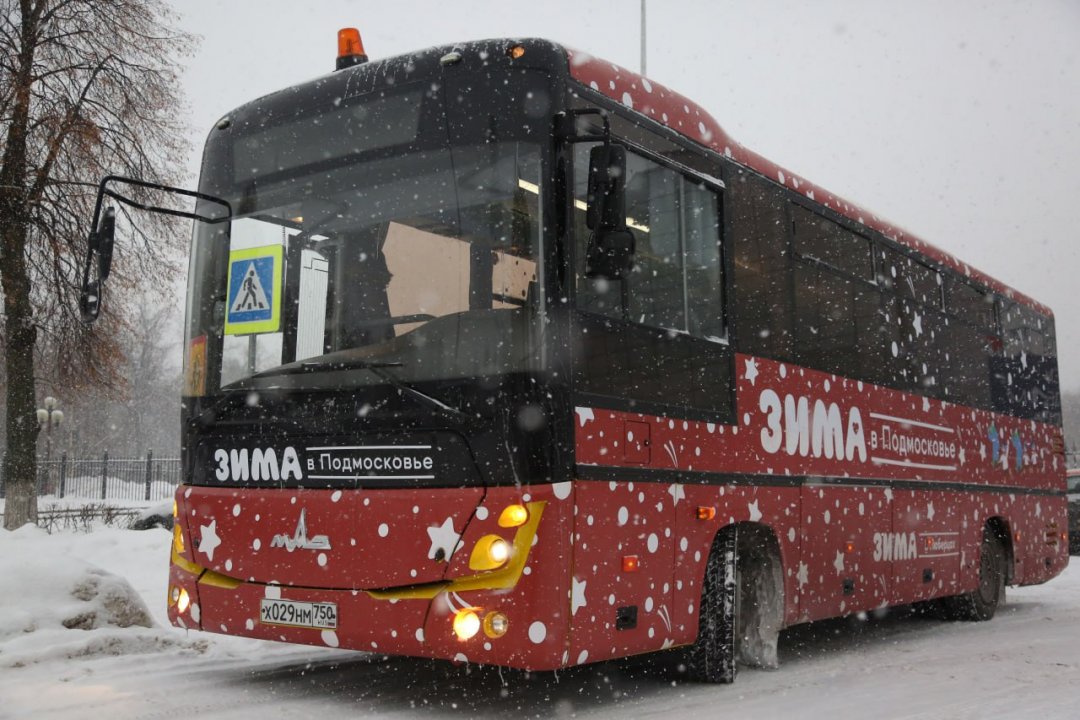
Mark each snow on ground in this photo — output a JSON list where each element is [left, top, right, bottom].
[[1, 523, 1078, 719]]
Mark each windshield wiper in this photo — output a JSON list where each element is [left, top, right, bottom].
[[249, 358, 403, 379], [252, 358, 471, 423]]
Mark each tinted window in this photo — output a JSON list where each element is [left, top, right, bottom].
[[879, 248, 942, 308], [729, 170, 792, 358], [792, 204, 872, 279], [947, 280, 996, 329]]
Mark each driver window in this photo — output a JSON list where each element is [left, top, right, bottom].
[[573, 144, 722, 340]]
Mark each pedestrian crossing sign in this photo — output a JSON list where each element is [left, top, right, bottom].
[[224, 244, 283, 335]]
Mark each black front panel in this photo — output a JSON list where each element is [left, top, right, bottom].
[[193, 431, 481, 489]]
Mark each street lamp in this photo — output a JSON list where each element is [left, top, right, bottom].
[[36, 397, 64, 493]]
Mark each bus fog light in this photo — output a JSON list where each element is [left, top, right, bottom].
[[169, 585, 180, 606], [177, 588, 191, 614], [470, 535, 511, 571], [453, 609, 481, 640], [483, 611, 509, 638]]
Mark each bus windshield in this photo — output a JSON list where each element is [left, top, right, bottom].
[[185, 81, 543, 394]]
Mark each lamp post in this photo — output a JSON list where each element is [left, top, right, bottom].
[[36, 397, 64, 494]]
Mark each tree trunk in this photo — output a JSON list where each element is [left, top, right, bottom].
[[0, 0, 41, 529], [1, 252, 40, 529]]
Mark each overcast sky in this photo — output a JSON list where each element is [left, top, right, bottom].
[[172, 0, 1080, 391]]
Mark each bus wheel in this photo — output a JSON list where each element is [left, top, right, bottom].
[[735, 532, 782, 669], [687, 528, 738, 683], [950, 528, 1006, 621]]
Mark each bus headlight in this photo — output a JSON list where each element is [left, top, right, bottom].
[[453, 609, 481, 640], [469, 535, 511, 571]]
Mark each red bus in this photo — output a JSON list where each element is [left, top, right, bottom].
[[82, 31, 1067, 683]]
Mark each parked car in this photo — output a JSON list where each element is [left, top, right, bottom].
[[1068, 469, 1080, 555]]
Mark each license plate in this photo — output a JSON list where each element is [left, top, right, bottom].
[[259, 598, 338, 630]]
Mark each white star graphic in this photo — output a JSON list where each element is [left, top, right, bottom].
[[959, 447, 966, 466], [833, 550, 845, 575], [748, 499, 762, 522], [927, 501, 935, 521], [796, 562, 809, 587], [198, 519, 221, 562], [744, 357, 759, 386], [979, 443, 987, 461], [913, 313, 923, 337], [426, 517, 461, 561], [667, 483, 685, 505], [571, 577, 587, 616]]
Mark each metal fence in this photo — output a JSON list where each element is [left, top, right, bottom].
[[1, 452, 181, 503]]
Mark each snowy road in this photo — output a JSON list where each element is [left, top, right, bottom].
[[2, 527, 1078, 719]]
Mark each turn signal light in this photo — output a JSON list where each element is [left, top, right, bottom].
[[173, 523, 185, 554], [177, 588, 191, 614], [498, 504, 529, 528], [508, 44, 526, 59], [453, 608, 481, 640], [696, 506, 716, 521], [622, 555, 639, 572]]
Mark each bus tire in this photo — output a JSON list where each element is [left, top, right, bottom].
[[735, 532, 782, 669], [687, 528, 738, 683], [949, 528, 1006, 621]]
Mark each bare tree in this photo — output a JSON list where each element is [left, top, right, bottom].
[[60, 298, 181, 456], [0, 0, 194, 528]]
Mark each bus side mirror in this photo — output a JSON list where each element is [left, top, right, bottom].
[[585, 144, 634, 279], [79, 280, 101, 323], [80, 206, 115, 323], [95, 207, 116, 281]]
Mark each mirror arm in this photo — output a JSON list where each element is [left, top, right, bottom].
[[79, 175, 233, 324]]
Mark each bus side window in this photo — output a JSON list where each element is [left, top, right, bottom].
[[728, 170, 791, 358]]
